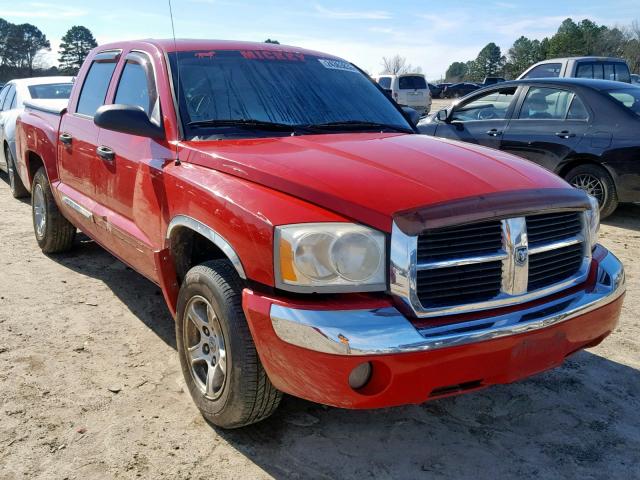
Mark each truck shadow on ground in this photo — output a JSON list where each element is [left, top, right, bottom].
[[46, 221, 640, 479]]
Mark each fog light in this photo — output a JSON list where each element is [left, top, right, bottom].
[[348, 362, 372, 390]]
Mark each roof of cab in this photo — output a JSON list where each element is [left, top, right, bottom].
[[94, 38, 342, 60]]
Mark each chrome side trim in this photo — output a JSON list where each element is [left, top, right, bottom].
[[271, 250, 625, 355], [166, 215, 246, 279], [60, 194, 92, 220]]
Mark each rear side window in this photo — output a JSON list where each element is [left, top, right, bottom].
[[519, 87, 574, 120], [566, 95, 588, 120], [77, 59, 118, 116], [399, 76, 427, 89], [377, 77, 392, 89], [523, 63, 562, 79]]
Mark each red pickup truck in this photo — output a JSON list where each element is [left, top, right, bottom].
[[15, 40, 625, 428]]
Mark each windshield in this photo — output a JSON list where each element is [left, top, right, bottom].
[[169, 49, 411, 139], [28, 83, 73, 99], [605, 87, 640, 117]]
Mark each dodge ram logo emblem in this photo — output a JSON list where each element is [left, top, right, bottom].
[[515, 247, 528, 266]]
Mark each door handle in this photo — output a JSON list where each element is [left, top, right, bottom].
[[59, 133, 72, 145], [486, 129, 502, 137], [555, 131, 576, 139], [96, 145, 115, 161]]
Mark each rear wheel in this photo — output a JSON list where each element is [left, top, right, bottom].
[[31, 168, 76, 253], [565, 164, 618, 219], [176, 260, 282, 429], [6, 147, 28, 199]]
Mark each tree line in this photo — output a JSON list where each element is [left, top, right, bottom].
[[445, 18, 640, 83], [0, 18, 97, 82]]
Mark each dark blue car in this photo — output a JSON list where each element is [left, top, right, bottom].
[[419, 78, 640, 217]]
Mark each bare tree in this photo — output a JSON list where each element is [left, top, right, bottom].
[[381, 54, 422, 74]]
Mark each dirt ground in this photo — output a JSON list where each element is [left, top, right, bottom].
[[0, 172, 638, 480]]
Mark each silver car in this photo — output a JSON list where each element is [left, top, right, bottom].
[[0, 77, 73, 197]]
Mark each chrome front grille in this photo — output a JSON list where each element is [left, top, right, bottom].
[[417, 220, 503, 261], [527, 211, 582, 246], [528, 243, 584, 291], [416, 261, 502, 307], [390, 210, 591, 318]]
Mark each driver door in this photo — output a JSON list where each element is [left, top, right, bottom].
[[434, 87, 519, 150]]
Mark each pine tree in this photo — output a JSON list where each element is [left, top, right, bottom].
[[58, 26, 97, 75]]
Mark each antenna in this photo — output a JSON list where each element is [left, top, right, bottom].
[[168, 0, 181, 166]]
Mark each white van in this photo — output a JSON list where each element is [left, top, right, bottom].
[[373, 74, 432, 115]]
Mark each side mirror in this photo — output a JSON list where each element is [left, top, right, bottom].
[[94, 104, 164, 139], [402, 106, 420, 126], [436, 109, 450, 122]]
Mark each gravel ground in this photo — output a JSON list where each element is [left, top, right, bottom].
[[0, 172, 638, 480]]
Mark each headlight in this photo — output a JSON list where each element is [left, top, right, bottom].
[[275, 223, 386, 293], [585, 195, 600, 250]]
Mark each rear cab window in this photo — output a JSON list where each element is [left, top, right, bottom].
[[523, 63, 562, 79], [399, 76, 427, 90], [575, 62, 631, 82], [76, 51, 119, 117]]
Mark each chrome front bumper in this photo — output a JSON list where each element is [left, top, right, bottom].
[[270, 250, 625, 356]]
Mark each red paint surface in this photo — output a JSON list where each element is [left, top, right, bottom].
[[13, 39, 624, 408], [243, 285, 623, 409]]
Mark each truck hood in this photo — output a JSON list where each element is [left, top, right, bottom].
[[183, 133, 570, 232]]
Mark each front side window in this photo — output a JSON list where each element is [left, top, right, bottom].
[[2, 85, 16, 111], [377, 77, 392, 89], [114, 57, 157, 116], [399, 76, 427, 90], [0, 85, 10, 109], [524, 63, 562, 79], [451, 88, 517, 121], [519, 87, 574, 120], [28, 83, 73, 100], [76, 59, 118, 116], [170, 50, 412, 139]]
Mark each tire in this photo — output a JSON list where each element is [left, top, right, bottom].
[[176, 259, 282, 429], [6, 147, 28, 199], [565, 164, 618, 219], [31, 167, 76, 253]]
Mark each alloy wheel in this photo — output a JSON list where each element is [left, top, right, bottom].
[[183, 295, 227, 400], [571, 173, 605, 206], [33, 183, 47, 239]]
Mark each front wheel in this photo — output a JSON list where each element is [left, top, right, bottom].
[[176, 260, 282, 429], [6, 147, 28, 199], [565, 164, 618, 219], [31, 168, 76, 253]]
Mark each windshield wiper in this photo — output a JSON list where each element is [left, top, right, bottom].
[[303, 120, 413, 133], [187, 118, 309, 134]]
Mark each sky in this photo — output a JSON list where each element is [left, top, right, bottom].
[[1, 0, 638, 79]]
